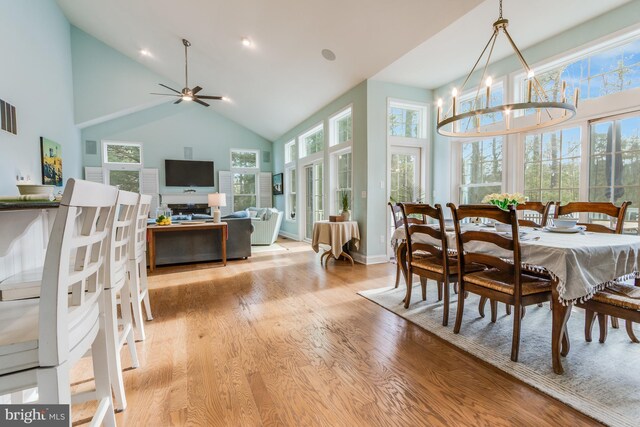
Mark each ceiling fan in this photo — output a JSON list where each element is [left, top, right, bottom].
[[151, 39, 223, 107]]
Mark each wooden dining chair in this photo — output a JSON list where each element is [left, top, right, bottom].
[[447, 203, 552, 362], [0, 179, 117, 426], [554, 201, 631, 234], [516, 201, 553, 228], [389, 202, 426, 288], [578, 278, 640, 344], [400, 203, 483, 326], [129, 194, 154, 341], [104, 189, 141, 411]]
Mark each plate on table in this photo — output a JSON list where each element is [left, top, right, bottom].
[[543, 225, 585, 234]]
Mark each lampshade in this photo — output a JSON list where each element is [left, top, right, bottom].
[[208, 193, 226, 207]]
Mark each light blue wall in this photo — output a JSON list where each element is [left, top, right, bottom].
[[81, 102, 272, 195], [366, 81, 432, 257], [273, 81, 368, 247], [431, 0, 640, 206], [0, 0, 80, 195], [71, 26, 177, 126]]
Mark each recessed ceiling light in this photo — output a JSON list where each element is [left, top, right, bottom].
[[321, 49, 336, 61], [241, 37, 253, 47], [222, 96, 230, 102], [140, 49, 152, 57]]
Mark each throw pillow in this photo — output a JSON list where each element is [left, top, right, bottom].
[[222, 211, 249, 219], [247, 210, 258, 218], [192, 213, 213, 219]]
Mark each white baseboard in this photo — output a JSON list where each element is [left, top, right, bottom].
[[352, 253, 389, 265], [278, 230, 299, 240]]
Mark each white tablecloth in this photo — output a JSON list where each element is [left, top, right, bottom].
[[392, 225, 640, 303], [312, 221, 360, 259]]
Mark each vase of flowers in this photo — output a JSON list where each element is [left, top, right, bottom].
[[481, 192, 526, 210], [340, 191, 351, 221]]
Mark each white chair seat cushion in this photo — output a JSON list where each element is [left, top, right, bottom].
[[0, 298, 39, 375]]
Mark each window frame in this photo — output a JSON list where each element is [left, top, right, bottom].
[[453, 137, 505, 205], [285, 166, 297, 222], [230, 148, 260, 211], [329, 106, 353, 148], [388, 99, 428, 140], [101, 140, 143, 192], [298, 123, 325, 159]]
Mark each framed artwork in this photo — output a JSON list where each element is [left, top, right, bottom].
[[272, 173, 283, 195], [40, 137, 63, 186]]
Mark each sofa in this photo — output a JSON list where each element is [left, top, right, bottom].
[[152, 218, 252, 266], [248, 208, 283, 245]]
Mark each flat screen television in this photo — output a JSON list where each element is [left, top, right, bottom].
[[165, 159, 214, 187]]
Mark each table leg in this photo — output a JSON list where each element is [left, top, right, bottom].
[[148, 230, 156, 273], [222, 224, 227, 266], [397, 242, 407, 286], [551, 279, 572, 374], [320, 249, 332, 267], [340, 251, 354, 266]]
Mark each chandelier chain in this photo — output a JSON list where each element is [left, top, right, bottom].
[[499, 0, 503, 19]]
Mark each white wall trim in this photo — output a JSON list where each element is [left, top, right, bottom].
[[278, 230, 299, 241], [351, 252, 388, 265]]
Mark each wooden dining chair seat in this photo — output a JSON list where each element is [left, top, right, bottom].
[[412, 255, 484, 276], [389, 202, 426, 289], [465, 269, 551, 296]]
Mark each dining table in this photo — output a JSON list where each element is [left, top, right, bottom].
[[392, 224, 640, 374]]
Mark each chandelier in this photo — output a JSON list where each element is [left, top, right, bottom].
[[436, 0, 578, 138]]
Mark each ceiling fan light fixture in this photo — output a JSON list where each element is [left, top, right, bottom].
[[181, 95, 193, 101]]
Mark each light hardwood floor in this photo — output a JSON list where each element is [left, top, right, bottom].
[[73, 239, 599, 426]]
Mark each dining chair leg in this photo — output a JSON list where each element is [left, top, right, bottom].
[[611, 317, 619, 329], [626, 320, 639, 343], [437, 281, 443, 302], [105, 289, 127, 411], [584, 309, 596, 342], [561, 328, 570, 357], [394, 260, 401, 288], [505, 304, 511, 315], [140, 258, 153, 321], [404, 271, 413, 309], [37, 363, 71, 404], [93, 303, 117, 427], [453, 283, 459, 295], [121, 282, 140, 368], [442, 278, 450, 327], [521, 306, 527, 319], [511, 302, 522, 362], [420, 277, 427, 301], [478, 296, 487, 318], [453, 282, 465, 334], [597, 313, 608, 344], [490, 299, 498, 323]]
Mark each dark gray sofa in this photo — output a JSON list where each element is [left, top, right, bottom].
[[153, 218, 252, 266]]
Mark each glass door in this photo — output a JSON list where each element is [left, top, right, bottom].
[[389, 146, 421, 204], [304, 161, 324, 240]]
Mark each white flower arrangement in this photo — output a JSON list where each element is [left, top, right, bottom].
[[481, 192, 527, 210]]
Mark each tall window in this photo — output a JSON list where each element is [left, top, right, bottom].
[[388, 102, 426, 138], [230, 149, 259, 211], [590, 114, 640, 232], [524, 127, 581, 203], [329, 106, 353, 214], [458, 82, 505, 130], [299, 124, 324, 158], [519, 35, 640, 103], [334, 151, 352, 213], [459, 137, 503, 204], [102, 141, 142, 192], [284, 140, 296, 164], [286, 167, 297, 220]]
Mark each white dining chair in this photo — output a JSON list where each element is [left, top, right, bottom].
[[0, 178, 118, 426], [128, 194, 153, 341], [104, 189, 140, 412]]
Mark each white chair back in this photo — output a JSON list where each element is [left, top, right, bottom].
[[106, 190, 139, 291], [38, 179, 118, 367], [130, 194, 152, 260]]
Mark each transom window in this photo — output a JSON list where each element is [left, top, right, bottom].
[[388, 101, 427, 138], [458, 82, 505, 131], [231, 149, 259, 168], [299, 124, 324, 158], [284, 140, 296, 164], [102, 141, 142, 192], [330, 108, 352, 147], [459, 137, 503, 204], [524, 127, 581, 203]]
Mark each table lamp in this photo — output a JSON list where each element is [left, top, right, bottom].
[[208, 193, 226, 223]]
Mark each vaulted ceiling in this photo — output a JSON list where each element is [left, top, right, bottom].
[[56, 0, 631, 141]]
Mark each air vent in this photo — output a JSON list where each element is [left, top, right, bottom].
[[0, 99, 17, 135], [184, 147, 193, 160], [262, 151, 271, 163], [85, 140, 97, 155]]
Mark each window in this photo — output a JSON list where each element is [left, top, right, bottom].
[[299, 124, 324, 158], [589, 114, 640, 233], [518, 35, 640, 104], [284, 140, 296, 164], [330, 108, 352, 147], [459, 137, 503, 204], [458, 82, 505, 131], [102, 141, 142, 192], [333, 151, 352, 213], [230, 149, 260, 211], [388, 102, 426, 138], [286, 167, 297, 220], [524, 127, 581, 203]]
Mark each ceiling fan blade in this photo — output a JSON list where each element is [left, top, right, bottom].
[[174, 98, 183, 104], [193, 98, 210, 107], [159, 83, 181, 94], [150, 92, 180, 96], [197, 95, 223, 100], [191, 86, 202, 95]]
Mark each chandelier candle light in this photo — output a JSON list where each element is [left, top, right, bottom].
[[436, 0, 579, 138], [208, 193, 227, 223]]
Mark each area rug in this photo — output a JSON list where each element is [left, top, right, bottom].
[[251, 243, 289, 254], [359, 283, 639, 427]]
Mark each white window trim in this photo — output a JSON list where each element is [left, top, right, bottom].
[[329, 105, 353, 148], [285, 166, 297, 223], [102, 141, 143, 169], [329, 146, 353, 216], [230, 148, 260, 172], [298, 123, 324, 159], [388, 98, 429, 139], [451, 137, 506, 205]]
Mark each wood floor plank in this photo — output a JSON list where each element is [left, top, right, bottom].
[[69, 240, 600, 426]]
